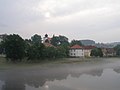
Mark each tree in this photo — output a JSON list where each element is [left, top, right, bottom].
[[3, 34, 25, 62], [51, 35, 60, 46], [44, 47, 57, 59], [90, 48, 103, 57], [114, 45, 120, 56], [0, 43, 4, 54], [24, 39, 32, 57], [31, 34, 42, 45], [70, 40, 82, 46], [98, 48, 103, 57], [59, 35, 69, 46], [56, 46, 67, 58], [27, 44, 45, 60], [51, 35, 69, 46]]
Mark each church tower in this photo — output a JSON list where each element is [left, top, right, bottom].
[[43, 34, 50, 43]]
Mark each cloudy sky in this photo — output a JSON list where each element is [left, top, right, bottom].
[[0, 0, 120, 43]]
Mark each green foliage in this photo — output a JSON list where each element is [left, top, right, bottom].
[[27, 44, 45, 60], [43, 46, 68, 59], [44, 47, 57, 58], [0, 43, 4, 54], [97, 48, 103, 57], [31, 34, 42, 45], [59, 35, 69, 46], [3, 34, 25, 61], [90, 48, 103, 57], [51, 35, 69, 58], [51, 35, 69, 46], [70, 40, 82, 46], [1, 34, 69, 62], [114, 45, 120, 56], [59, 44, 69, 57], [24, 39, 32, 56], [56, 46, 67, 58], [51, 36, 60, 46]]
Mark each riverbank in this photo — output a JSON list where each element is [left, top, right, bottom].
[[0, 56, 119, 69]]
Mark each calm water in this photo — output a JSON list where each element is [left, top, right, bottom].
[[0, 58, 120, 90]]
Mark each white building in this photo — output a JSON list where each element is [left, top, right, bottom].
[[69, 44, 96, 57], [69, 45, 84, 57]]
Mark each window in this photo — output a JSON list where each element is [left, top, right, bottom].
[[72, 49, 75, 52], [82, 53, 84, 55]]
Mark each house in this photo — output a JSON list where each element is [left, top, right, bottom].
[[69, 44, 84, 57], [102, 48, 116, 57], [69, 44, 96, 58], [83, 46, 96, 57]]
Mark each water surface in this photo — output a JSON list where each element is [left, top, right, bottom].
[[0, 58, 120, 90]]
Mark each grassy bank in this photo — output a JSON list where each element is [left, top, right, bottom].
[[0, 56, 119, 70], [1, 56, 117, 69]]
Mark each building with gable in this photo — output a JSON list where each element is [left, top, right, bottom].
[[69, 44, 96, 57], [83, 46, 96, 57], [69, 44, 84, 57]]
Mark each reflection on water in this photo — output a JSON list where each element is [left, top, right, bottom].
[[25, 68, 120, 90], [0, 81, 5, 89], [0, 59, 120, 90]]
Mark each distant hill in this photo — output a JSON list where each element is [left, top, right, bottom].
[[80, 40, 95, 46], [95, 43, 113, 48], [108, 42, 120, 47], [80, 40, 120, 48], [95, 42, 120, 48]]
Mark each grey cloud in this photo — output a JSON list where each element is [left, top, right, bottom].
[[0, 0, 120, 42], [0, 23, 8, 27], [0, 0, 44, 27]]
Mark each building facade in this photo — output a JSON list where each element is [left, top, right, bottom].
[[102, 48, 116, 57], [69, 45, 84, 57], [83, 46, 96, 57], [69, 45, 96, 57]]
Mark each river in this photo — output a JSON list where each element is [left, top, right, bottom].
[[0, 58, 120, 90]]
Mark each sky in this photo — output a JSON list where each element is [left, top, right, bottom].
[[0, 0, 120, 43]]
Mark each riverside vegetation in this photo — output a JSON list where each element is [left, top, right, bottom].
[[0, 34, 120, 63]]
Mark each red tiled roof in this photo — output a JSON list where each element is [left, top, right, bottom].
[[70, 45, 96, 49], [48, 37, 51, 41], [83, 46, 96, 49], [70, 44, 83, 49], [44, 43, 55, 47]]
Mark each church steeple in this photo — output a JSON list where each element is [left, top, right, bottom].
[[43, 34, 49, 43], [45, 34, 48, 38]]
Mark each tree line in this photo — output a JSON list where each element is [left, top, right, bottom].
[[0, 34, 71, 62], [1, 34, 119, 62], [0, 34, 85, 62]]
